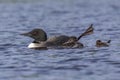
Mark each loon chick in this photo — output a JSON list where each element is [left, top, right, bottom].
[[62, 24, 94, 48], [62, 36, 83, 48], [96, 40, 111, 47]]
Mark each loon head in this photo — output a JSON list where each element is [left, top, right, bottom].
[[96, 40, 101, 44], [21, 28, 47, 42]]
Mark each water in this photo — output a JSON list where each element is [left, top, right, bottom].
[[0, 0, 120, 80]]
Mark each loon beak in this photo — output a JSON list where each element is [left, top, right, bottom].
[[20, 32, 31, 37]]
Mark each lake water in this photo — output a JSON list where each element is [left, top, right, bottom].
[[0, 0, 120, 80]]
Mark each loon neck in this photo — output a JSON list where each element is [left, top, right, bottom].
[[32, 40, 40, 43]]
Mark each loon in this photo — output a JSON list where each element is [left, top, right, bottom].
[[96, 40, 111, 47], [21, 24, 93, 49]]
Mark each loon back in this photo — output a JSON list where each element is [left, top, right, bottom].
[[46, 35, 70, 46]]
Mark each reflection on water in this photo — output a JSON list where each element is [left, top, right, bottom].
[[0, 0, 120, 80]]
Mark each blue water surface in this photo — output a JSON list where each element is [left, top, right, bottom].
[[0, 0, 120, 80]]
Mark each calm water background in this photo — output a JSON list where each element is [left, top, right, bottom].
[[0, 0, 120, 80]]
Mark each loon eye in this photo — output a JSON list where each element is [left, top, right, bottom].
[[33, 31, 38, 35], [30, 30, 39, 36]]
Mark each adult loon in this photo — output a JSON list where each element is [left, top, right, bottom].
[[21, 24, 93, 49]]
